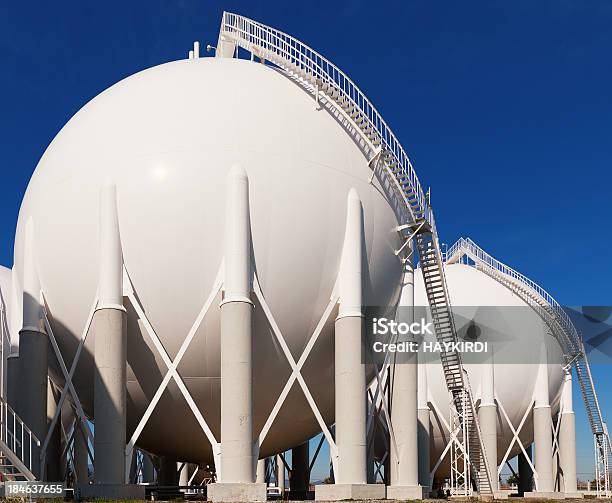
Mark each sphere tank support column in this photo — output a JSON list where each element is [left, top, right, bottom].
[[518, 444, 533, 495], [92, 182, 129, 490], [74, 418, 90, 484], [315, 189, 384, 501], [417, 355, 431, 491], [18, 217, 48, 479], [289, 441, 310, 499], [526, 342, 556, 496], [558, 368, 579, 496], [276, 454, 285, 495], [478, 349, 498, 493], [256, 459, 267, 484], [208, 165, 266, 502], [388, 243, 425, 500]]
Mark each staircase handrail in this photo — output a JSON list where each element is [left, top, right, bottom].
[[445, 238, 609, 436], [219, 11, 431, 228]]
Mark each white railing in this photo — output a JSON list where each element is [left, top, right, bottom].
[[219, 12, 431, 227], [0, 287, 39, 478], [1, 398, 40, 476], [445, 237, 582, 354]]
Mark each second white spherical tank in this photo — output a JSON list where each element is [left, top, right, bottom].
[[415, 263, 564, 476], [13, 57, 404, 462]]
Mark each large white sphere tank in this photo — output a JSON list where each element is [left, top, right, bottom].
[[13, 57, 403, 463], [415, 263, 564, 477]]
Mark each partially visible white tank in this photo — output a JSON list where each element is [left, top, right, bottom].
[[12, 57, 403, 463], [0, 267, 11, 332], [415, 263, 564, 477]]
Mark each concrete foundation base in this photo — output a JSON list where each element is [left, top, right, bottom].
[[524, 491, 566, 499], [563, 492, 584, 499], [75, 484, 145, 500], [387, 484, 426, 500], [315, 483, 386, 501], [208, 482, 267, 502], [492, 491, 509, 500]]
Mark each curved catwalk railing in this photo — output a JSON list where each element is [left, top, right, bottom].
[[217, 12, 493, 496], [445, 237, 612, 497]]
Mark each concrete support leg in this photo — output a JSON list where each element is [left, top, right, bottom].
[[158, 456, 178, 485], [479, 352, 499, 493], [256, 459, 266, 484], [7, 354, 20, 447], [178, 461, 189, 488], [208, 166, 265, 503], [46, 381, 62, 481], [417, 359, 430, 491], [142, 453, 156, 483], [518, 445, 533, 496], [277, 454, 285, 494], [558, 369, 580, 497], [19, 217, 48, 479], [93, 183, 127, 485], [388, 250, 425, 501], [290, 442, 310, 499], [526, 344, 555, 496], [315, 189, 384, 502], [7, 354, 20, 413], [74, 418, 90, 484]]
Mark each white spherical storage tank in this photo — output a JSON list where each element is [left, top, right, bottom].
[[414, 262, 565, 479], [12, 56, 404, 463]]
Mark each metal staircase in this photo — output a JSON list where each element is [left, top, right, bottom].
[[0, 400, 39, 481], [416, 231, 493, 496], [216, 12, 493, 496], [446, 237, 612, 497]]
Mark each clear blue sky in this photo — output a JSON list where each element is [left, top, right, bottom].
[[1, 0, 610, 483]]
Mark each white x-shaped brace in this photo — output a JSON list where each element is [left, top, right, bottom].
[[366, 337, 406, 481], [123, 263, 224, 482], [124, 260, 345, 482], [551, 403, 564, 460], [40, 293, 97, 480], [429, 396, 467, 487], [252, 273, 340, 477], [496, 394, 539, 489]]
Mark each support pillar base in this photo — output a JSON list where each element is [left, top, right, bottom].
[[524, 491, 566, 499], [492, 491, 509, 499], [208, 482, 267, 502], [315, 483, 385, 501], [387, 484, 426, 500], [75, 484, 145, 501]]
